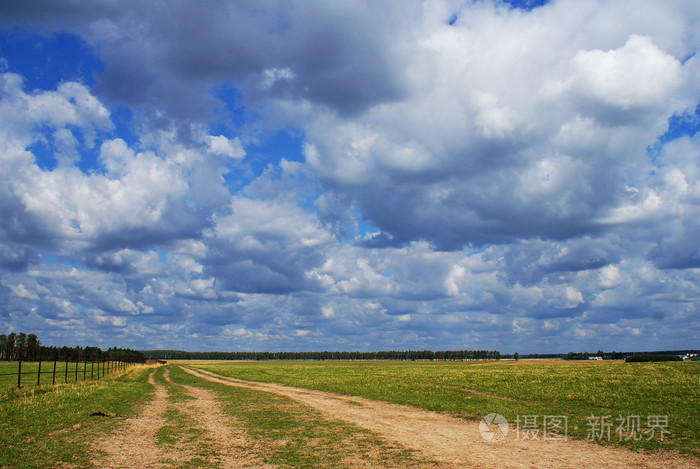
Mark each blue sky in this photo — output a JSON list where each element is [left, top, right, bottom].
[[0, 0, 699, 353]]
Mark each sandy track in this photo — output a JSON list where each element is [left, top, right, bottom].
[[92, 368, 268, 469], [184, 367, 698, 469], [162, 369, 271, 468], [92, 370, 171, 469]]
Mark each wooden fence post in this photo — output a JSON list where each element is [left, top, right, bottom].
[[37, 346, 42, 386], [91, 359, 94, 380], [53, 350, 57, 385], [17, 343, 22, 389]]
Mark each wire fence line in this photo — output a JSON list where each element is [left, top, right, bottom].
[[0, 344, 145, 389]]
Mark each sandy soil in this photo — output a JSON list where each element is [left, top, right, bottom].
[[184, 366, 699, 469], [91, 370, 171, 468]]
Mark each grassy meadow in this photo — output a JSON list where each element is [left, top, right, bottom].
[[0, 364, 154, 468], [1, 364, 433, 468], [0, 359, 698, 467], [0, 360, 118, 390], [190, 359, 700, 457]]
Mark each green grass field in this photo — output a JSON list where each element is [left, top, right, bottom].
[[1, 359, 698, 467], [0, 365, 154, 468], [0, 364, 433, 468], [191, 359, 700, 457], [0, 361, 122, 391]]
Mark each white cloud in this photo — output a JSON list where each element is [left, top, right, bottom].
[[569, 35, 682, 111], [205, 196, 333, 293], [472, 92, 516, 138], [321, 304, 335, 318], [292, 2, 700, 250], [0, 79, 234, 257], [261, 67, 295, 89], [8, 283, 39, 300], [208, 135, 245, 159], [599, 265, 622, 289], [445, 264, 465, 296]]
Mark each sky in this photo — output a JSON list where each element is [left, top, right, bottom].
[[0, 0, 699, 354]]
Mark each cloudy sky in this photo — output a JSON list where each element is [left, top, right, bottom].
[[0, 0, 699, 354]]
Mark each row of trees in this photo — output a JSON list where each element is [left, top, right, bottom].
[[502, 353, 564, 359], [30, 345, 146, 362], [1, 332, 146, 362], [562, 350, 625, 360], [145, 349, 502, 361], [625, 354, 682, 362], [0, 332, 40, 361]]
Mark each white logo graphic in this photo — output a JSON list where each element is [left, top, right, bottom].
[[479, 413, 509, 443]]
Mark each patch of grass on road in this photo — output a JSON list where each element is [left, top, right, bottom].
[[0, 365, 153, 468]]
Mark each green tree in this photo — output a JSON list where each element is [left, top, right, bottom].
[[7, 332, 17, 360], [514, 352, 519, 361], [17, 332, 27, 356], [27, 334, 40, 360]]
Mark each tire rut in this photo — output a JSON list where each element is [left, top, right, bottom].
[[162, 368, 271, 468], [92, 369, 172, 469]]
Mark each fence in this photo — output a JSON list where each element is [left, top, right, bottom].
[[0, 344, 144, 389]]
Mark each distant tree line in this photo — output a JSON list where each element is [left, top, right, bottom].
[[501, 353, 563, 359], [563, 350, 609, 360], [0, 331, 146, 362], [562, 350, 695, 360], [624, 354, 682, 363], [144, 349, 502, 361]]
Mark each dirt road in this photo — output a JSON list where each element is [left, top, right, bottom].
[[184, 366, 697, 469], [92, 368, 268, 469], [92, 370, 171, 468]]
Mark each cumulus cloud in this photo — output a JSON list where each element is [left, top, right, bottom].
[[569, 34, 683, 112], [0, 75, 238, 260], [0, 0, 699, 353], [297, 3, 700, 249], [208, 135, 245, 159], [205, 196, 333, 294]]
